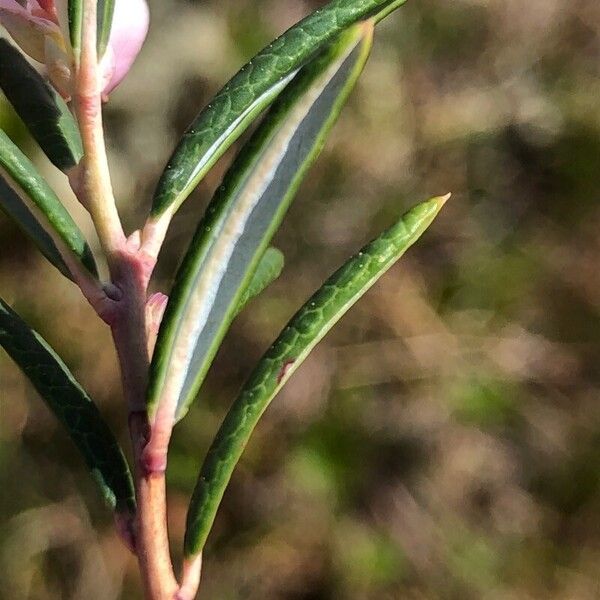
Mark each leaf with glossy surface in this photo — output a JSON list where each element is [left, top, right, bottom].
[[235, 247, 284, 316], [0, 40, 83, 171], [0, 130, 98, 280], [150, 0, 408, 217], [184, 194, 448, 556], [147, 24, 373, 431], [0, 298, 136, 514]]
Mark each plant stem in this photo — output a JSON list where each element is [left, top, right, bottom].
[[73, 0, 125, 270], [110, 248, 177, 600], [73, 2, 180, 597], [130, 411, 179, 599], [111, 247, 178, 599]]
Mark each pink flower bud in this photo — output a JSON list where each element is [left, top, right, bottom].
[[100, 0, 149, 94], [0, 0, 149, 98]]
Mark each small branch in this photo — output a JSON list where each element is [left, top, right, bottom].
[[72, 0, 126, 271]]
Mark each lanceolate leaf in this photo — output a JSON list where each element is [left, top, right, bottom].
[[0, 130, 98, 280], [0, 40, 83, 171], [97, 0, 115, 57], [67, 0, 114, 56], [150, 0, 408, 217], [235, 247, 284, 316], [0, 298, 136, 514], [184, 194, 448, 556], [147, 24, 374, 431], [68, 0, 83, 56]]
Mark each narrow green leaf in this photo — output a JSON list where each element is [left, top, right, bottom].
[[184, 194, 448, 556], [0, 298, 136, 514], [0, 40, 83, 171], [150, 0, 407, 217], [147, 24, 374, 427], [67, 0, 113, 57], [68, 0, 83, 56], [235, 247, 284, 316], [97, 0, 115, 57], [0, 130, 98, 280]]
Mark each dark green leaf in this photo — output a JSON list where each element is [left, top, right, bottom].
[[150, 0, 407, 217], [0, 297, 136, 514], [0, 130, 98, 280], [147, 24, 374, 429], [184, 194, 448, 556], [0, 40, 83, 171]]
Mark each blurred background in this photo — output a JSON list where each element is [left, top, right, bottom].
[[1, 0, 599, 598]]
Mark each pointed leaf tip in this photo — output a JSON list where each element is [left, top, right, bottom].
[[183, 194, 447, 556]]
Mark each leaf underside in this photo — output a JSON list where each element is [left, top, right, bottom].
[[147, 24, 374, 425], [0, 130, 98, 280], [151, 0, 408, 217], [0, 298, 135, 514], [184, 194, 448, 557], [0, 40, 83, 171]]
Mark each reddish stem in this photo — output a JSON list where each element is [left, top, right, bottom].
[[110, 247, 179, 599], [73, 3, 194, 596], [129, 411, 178, 599]]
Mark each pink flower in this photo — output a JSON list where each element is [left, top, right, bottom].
[[0, 0, 149, 98]]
